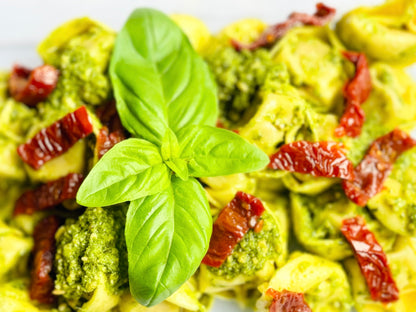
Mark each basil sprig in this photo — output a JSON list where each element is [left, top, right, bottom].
[[76, 8, 269, 307]]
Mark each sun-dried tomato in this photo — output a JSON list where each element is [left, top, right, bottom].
[[343, 128, 416, 206], [95, 101, 126, 159], [30, 215, 60, 304], [9, 64, 59, 107], [335, 51, 371, 138], [13, 173, 84, 216], [95, 100, 123, 133], [266, 289, 311, 312], [268, 141, 354, 179], [17, 106, 93, 170], [96, 126, 125, 159], [202, 191, 265, 267], [341, 216, 399, 303], [232, 3, 335, 51]]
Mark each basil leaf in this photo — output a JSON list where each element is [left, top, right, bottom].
[[161, 128, 188, 180], [177, 125, 270, 177], [76, 138, 170, 207], [126, 176, 211, 306], [110, 8, 217, 145], [165, 158, 189, 181]]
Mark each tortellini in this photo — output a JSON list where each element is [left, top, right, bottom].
[[237, 67, 339, 194], [291, 187, 397, 261], [271, 26, 348, 112], [37, 17, 115, 71], [336, 0, 416, 65], [238, 70, 306, 155], [345, 236, 416, 312], [170, 14, 212, 54], [0, 183, 22, 221], [217, 18, 267, 46], [0, 280, 42, 312], [116, 278, 211, 312], [344, 63, 416, 164], [198, 194, 288, 306], [368, 149, 416, 236], [256, 252, 353, 312], [0, 222, 33, 281], [0, 71, 8, 102], [201, 174, 256, 211]]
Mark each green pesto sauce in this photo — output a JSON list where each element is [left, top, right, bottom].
[[205, 47, 277, 126], [35, 25, 113, 126], [47, 46, 111, 111], [54, 206, 128, 304], [208, 213, 279, 280], [368, 149, 416, 235], [299, 188, 348, 240]]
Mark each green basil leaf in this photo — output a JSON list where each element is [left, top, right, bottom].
[[177, 125, 270, 177], [76, 138, 170, 207], [110, 8, 217, 145], [161, 128, 188, 180], [161, 128, 180, 162], [126, 176, 211, 307], [165, 158, 189, 181]]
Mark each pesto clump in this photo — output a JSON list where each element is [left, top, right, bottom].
[[208, 213, 279, 280], [54, 206, 128, 310], [48, 47, 111, 108], [38, 23, 114, 122], [205, 47, 275, 125]]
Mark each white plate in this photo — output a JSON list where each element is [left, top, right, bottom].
[[0, 1, 414, 311]]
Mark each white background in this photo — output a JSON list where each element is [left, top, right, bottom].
[[0, 1, 414, 311]]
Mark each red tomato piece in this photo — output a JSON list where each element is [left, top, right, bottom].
[[96, 126, 125, 159], [268, 141, 354, 179], [335, 52, 371, 138], [341, 216, 399, 303], [202, 191, 265, 267], [9, 64, 59, 106], [13, 173, 84, 216], [17, 106, 93, 170], [95, 101, 126, 159], [266, 289, 311, 312], [30, 215, 61, 304], [343, 128, 416, 206], [232, 3, 335, 51]]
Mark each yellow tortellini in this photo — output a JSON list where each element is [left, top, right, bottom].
[[217, 18, 267, 46], [345, 237, 416, 312], [366, 63, 416, 128], [336, 0, 416, 65], [116, 279, 211, 312], [37, 17, 115, 70], [0, 222, 33, 281], [343, 63, 416, 164], [291, 187, 397, 261], [271, 26, 348, 112], [256, 252, 353, 312], [198, 193, 288, 307], [0, 71, 8, 102], [201, 174, 256, 211], [238, 63, 339, 155], [238, 81, 306, 156], [0, 183, 22, 221], [0, 97, 36, 183], [0, 280, 43, 312], [368, 149, 416, 236], [0, 139, 26, 182], [170, 14, 212, 54]]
